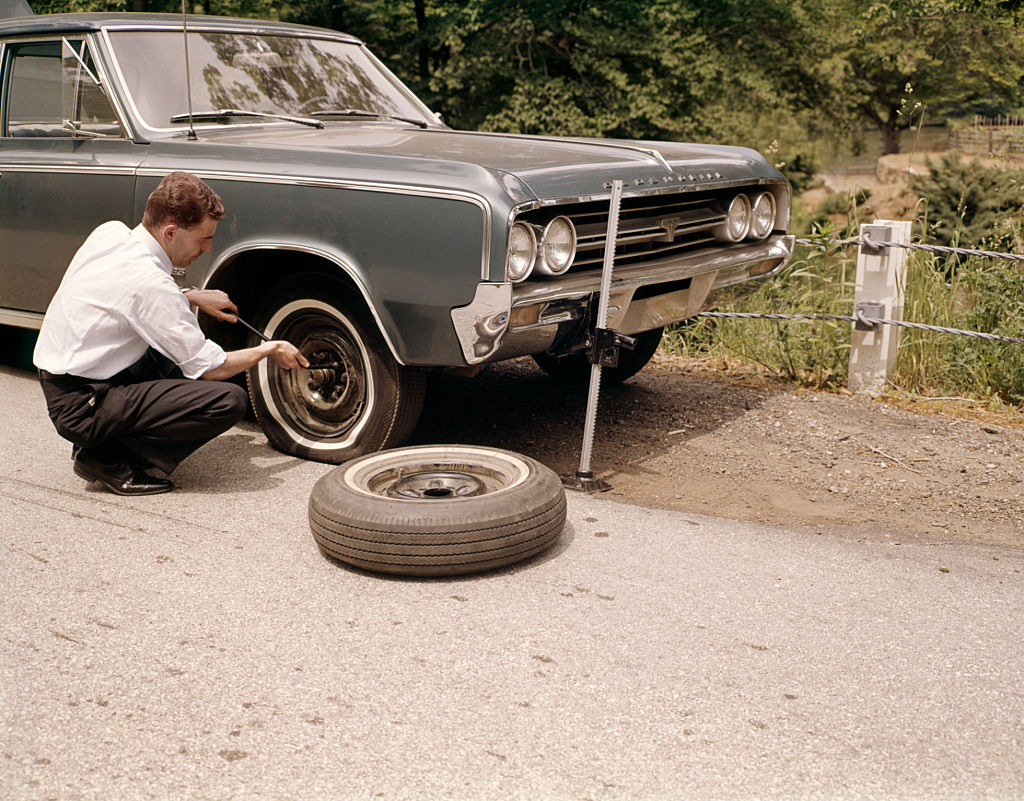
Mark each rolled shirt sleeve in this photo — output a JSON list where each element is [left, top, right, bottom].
[[130, 280, 227, 379]]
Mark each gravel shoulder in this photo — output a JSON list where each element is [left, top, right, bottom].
[[415, 353, 1024, 548], [4, 320, 1020, 548]]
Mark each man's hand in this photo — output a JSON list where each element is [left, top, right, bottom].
[[260, 340, 309, 370], [183, 288, 238, 322], [201, 339, 308, 381]]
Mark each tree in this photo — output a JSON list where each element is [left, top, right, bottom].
[[403, 0, 815, 155], [31, 0, 282, 15], [807, 0, 1024, 154], [36, 0, 1023, 167]]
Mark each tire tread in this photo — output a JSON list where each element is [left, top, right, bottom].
[[307, 446, 567, 576]]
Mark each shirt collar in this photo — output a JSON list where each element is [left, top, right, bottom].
[[131, 224, 173, 276]]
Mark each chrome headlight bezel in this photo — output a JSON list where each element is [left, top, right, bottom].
[[714, 193, 752, 243], [534, 216, 577, 276], [749, 192, 777, 240], [506, 222, 537, 283]]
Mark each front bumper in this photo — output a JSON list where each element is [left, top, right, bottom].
[[451, 234, 795, 365]]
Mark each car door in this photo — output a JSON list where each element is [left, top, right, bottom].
[[0, 35, 146, 324]]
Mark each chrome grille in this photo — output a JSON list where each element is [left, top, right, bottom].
[[517, 186, 770, 275]]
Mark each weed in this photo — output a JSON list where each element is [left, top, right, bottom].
[[665, 243, 1024, 407]]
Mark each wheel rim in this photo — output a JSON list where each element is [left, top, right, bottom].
[[343, 446, 531, 500], [385, 469, 489, 499], [258, 300, 374, 445]]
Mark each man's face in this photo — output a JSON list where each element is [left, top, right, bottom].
[[163, 216, 219, 268]]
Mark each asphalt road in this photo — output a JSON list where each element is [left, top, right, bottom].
[[1, 361, 1022, 801]]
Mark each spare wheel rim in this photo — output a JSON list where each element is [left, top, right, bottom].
[[342, 446, 531, 500]]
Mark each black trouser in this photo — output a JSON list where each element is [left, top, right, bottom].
[[39, 349, 248, 474]]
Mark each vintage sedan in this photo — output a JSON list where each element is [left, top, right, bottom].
[[0, 7, 794, 463]]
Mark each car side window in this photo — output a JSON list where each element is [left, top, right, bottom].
[[5, 39, 124, 139], [6, 41, 66, 137]]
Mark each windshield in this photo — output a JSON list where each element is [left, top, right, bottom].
[[107, 30, 434, 131]]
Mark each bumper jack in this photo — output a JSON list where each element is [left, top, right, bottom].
[[562, 179, 627, 494]]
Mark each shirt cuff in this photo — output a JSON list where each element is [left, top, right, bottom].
[[178, 339, 227, 379]]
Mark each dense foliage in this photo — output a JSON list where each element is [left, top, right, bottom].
[[911, 152, 1024, 248], [804, 0, 1024, 154], [28, 0, 1024, 166]]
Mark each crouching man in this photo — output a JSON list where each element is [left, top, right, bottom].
[[34, 171, 307, 495]]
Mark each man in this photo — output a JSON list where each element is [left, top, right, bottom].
[[34, 171, 307, 496]]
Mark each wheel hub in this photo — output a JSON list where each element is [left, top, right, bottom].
[[386, 470, 488, 499], [304, 350, 351, 406], [268, 314, 369, 437]]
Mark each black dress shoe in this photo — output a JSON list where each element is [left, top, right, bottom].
[[73, 451, 174, 496]]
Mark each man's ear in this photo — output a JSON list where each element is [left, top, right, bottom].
[[159, 223, 179, 243]]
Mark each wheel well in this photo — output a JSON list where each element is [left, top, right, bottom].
[[199, 249, 370, 351]]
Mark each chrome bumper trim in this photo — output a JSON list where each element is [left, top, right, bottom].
[[451, 235, 794, 365], [0, 308, 44, 330], [450, 283, 513, 365], [511, 235, 794, 311]]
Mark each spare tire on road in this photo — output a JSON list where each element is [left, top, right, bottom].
[[308, 445, 567, 576]]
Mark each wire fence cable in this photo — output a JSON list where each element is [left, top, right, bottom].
[[718, 233, 1024, 345], [795, 235, 1024, 263], [698, 311, 1024, 345]]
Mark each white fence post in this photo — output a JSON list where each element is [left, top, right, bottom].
[[848, 219, 912, 395]]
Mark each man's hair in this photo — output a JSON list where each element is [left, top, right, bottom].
[[142, 171, 225, 230]]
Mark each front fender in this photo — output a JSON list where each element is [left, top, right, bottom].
[[204, 240, 406, 364]]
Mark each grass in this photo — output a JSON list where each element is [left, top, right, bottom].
[[663, 232, 1024, 413]]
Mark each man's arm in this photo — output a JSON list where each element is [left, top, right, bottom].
[[181, 288, 308, 379], [201, 340, 308, 381], [183, 287, 237, 321]]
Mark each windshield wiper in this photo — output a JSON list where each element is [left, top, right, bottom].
[[169, 108, 324, 129], [309, 108, 429, 128]]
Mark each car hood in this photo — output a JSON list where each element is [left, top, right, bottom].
[[180, 124, 782, 202]]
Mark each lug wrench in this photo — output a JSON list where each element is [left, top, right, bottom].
[[233, 313, 340, 370]]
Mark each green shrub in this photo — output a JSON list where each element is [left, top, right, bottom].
[[777, 152, 820, 194], [802, 189, 873, 238], [666, 243, 1024, 406], [816, 188, 871, 216], [667, 239, 857, 388], [910, 152, 1024, 248]]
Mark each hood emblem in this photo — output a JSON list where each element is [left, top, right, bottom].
[[604, 170, 722, 191]]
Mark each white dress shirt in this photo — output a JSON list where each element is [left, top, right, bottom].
[[33, 222, 226, 380]]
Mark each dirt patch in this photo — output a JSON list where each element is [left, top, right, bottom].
[[806, 148, 1024, 223], [415, 354, 1023, 548], [804, 164, 919, 222]]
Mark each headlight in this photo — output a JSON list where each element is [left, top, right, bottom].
[[749, 192, 776, 239], [534, 216, 577, 276], [506, 222, 537, 282], [713, 194, 751, 242]]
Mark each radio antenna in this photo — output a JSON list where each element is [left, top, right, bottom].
[[181, 0, 197, 141]]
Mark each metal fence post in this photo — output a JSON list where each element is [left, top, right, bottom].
[[848, 219, 912, 394]]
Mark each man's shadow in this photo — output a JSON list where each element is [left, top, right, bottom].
[[170, 420, 317, 494]]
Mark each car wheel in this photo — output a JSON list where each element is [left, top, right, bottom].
[[246, 284, 424, 464], [308, 445, 567, 576], [532, 326, 664, 385]]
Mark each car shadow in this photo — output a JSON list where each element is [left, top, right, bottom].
[[0, 326, 38, 372], [2, 324, 773, 498], [410, 356, 772, 481]]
